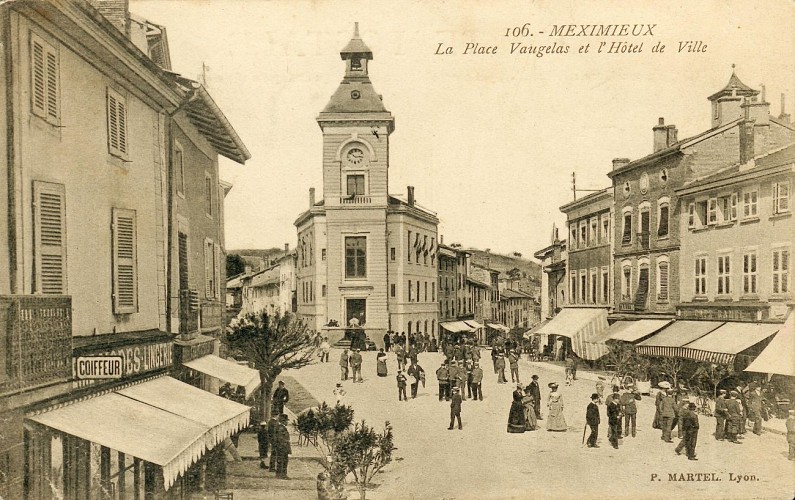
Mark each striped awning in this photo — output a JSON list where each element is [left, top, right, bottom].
[[464, 320, 485, 330], [745, 314, 794, 376], [487, 322, 510, 333], [680, 322, 780, 364], [608, 319, 672, 343], [183, 355, 261, 398], [441, 321, 475, 333], [635, 321, 724, 358], [535, 308, 609, 360]]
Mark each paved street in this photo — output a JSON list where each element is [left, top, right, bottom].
[[288, 348, 795, 500]]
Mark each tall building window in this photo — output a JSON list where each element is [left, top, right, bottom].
[[694, 255, 707, 296], [407, 230, 412, 263], [408, 281, 413, 301], [601, 266, 609, 303], [570, 271, 577, 304], [345, 236, 366, 278], [657, 203, 669, 237], [321, 248, 327, 261], [346, 175, 365, 196], [579, 271, 587, 304], [417, 280, 421, 302], [622, 210, 632, 244], [390, 247, 395, 261], [743, 250, 757, 294], [590, 268, 597, 304], [657, 261, 669, 301], [708, 198, 718, 225], [621, 264, 632, 300], [773, 181, 790, 214], [579, 221, 587, 248], [717, 254, 731, 295], [719, 194, 737, 222], [390, 283, 396, 297], [424, 282, 428, 302], [590, 218, 598, 245], [174, 146, 185, 196], [688, 203, 695, 228], [742, 188, 758, 218], [205, 173, 214, 217], [772, 248, 790, 294], [601, 216, 610, 242], [432, 282, 435, 301], [106, 87, 128, 158], [570, 225, 577, 250], [113, 208, 138, 313], [33, 181, 67, 294], [30, 32, 60, 125]]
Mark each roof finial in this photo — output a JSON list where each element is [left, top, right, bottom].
[[731, 63, 736, 70], [354, 22, 360, 38]]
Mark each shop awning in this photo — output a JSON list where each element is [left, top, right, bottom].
[[745, 314, 795, 376], [635, 321, 724, 358], [183, 354, 261, 398], [29, 377, 250, 490], [464, 320, 485, 330], [680, 322, 780, 364], [441, 321, 475, 333], [608, 319, 672, 343], [523, 319, 551, 339], [487, 322, 510, 333], [534, 308, 609, 361]]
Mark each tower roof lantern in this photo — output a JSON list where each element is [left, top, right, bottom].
[[340, 22, 373, 60]]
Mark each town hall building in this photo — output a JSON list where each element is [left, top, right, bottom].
[[294, 25, 439, 347]]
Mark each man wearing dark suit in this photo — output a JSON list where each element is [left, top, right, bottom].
[[407, 360, 424, 399], [470, 363, 484, 401], [435, 362, 449, 401], [714, 389, 727, 440], [607, 394, 622, 449], [272, 381, 289, 416], [660, 390, 676, 443], [725, 391, 744, 444], [675, 402, 700, 460], [620, 385, 642, 437], [267, 415, 279, 470], [257, 421, 270, 469], [529, 375, 542, 419], [448, 387, 463, 430], [748, 384, 764, 435], [586, 393, 601, 448], [274, 414, 293, 478]]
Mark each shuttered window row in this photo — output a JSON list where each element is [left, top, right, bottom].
[[30, 32, 59, 124], [113, 208, 138, 314], [33, 181, 67, 294]]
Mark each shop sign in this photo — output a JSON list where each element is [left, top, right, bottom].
[[73, 341, 173, 380], [75, 356, 123, 379]]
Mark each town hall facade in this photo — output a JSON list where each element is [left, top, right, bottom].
[[294, 25, 440, 344]]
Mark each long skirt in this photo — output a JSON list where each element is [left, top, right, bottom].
[[507, 401, 526, 433], [546, 401, 567, 431], [376, 359, 388, 377], [523, 403, 537, 430]]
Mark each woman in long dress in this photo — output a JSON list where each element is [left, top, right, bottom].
[[507, 385, 526, 433], [376, 349, 388, 377], [523, 387, 537, 431], [546, 383, 567, 431]]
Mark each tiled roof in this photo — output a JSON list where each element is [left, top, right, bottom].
[[679, 142, 795, 191], [707, 70, 759, 101]]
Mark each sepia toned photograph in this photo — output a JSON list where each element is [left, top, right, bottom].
[[1, 0, 794, 499]]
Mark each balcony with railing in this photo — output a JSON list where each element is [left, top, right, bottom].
[[0, 295, 72, 396], [339, 195, 373, 205]]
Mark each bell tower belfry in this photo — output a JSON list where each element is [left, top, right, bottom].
[[317, 23, 395, 207]]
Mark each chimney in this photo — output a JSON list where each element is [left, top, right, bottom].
[[440, 234, 444, 245], [88, 0, 131, 36], [407, 186, 415, 206], [284, 243, 290, 252], [653, 117, 670, 152], [309, 187, 315, 208], [612, 158, 631, 170], [779, 93, 791, 123]]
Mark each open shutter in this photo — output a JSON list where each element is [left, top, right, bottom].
[[31, 36, 47, 117], [214, 243, 221, 299], [33, 181, 66, 294], [112, 208, 138, 313], [45, 47, 59, 121], [204, 239, 212, 298], [117, 97, 127, 154], [107, 88, 128, 157], [107, 90, 119, 153]]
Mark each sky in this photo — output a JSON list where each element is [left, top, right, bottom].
[[132, 0, 795, 259]]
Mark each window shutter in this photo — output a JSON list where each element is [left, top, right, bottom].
[[204, 239, 212, 298], [107, 88, 128, 157], [117, 97, 127, 154], [31, 37, 47, 117], [33, 181, 66, 294], [214, 243, 222, 299], [112, 208, 137, 313], [45, 48, 59, 121], [108, 91, 119, 152], [657, 205, 669, 236]]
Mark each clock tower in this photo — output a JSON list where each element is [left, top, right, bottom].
[[317, 22, 394, 207]]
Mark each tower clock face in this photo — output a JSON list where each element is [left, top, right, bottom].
[[346, 148, 365, 165]]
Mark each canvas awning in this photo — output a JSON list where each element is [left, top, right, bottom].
[[635, 321, 724, 358], [28, 376, 250, 490], [534, 308, 609, 360], [487, 322, 510, 333], [441, 321, 475, 333], [608, 319, 672, 343], [464, 320, 485, 330], [183, 354, 261, 398], [745, 314, 795, 376], [523, 319, 551, 339], [680, 322, 780, 365]]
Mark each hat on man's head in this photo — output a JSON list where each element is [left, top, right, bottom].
[[336, 383, 342, 387], [719, 389, 727, 394], [688, 402, 696, 409], [278, 413, 288, 422], [591, 393, 599, 400], [730, 390, 739, 396], [532, 374, 539, 380]]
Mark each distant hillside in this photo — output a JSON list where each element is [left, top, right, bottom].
[[465, 249, 541, 284], [229, 247, 288, 272]]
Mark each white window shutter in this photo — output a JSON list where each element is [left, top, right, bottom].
[[214, 243, 221, 299], [107, 88, 128, 157], [204, 238, 212, 298], [45, 47, 59, 121], [33, 181, 66, 294], [112, 208, 138, 313], [31, 37, 47, 117], [117, 97, 127, 154], [108, 90, 119, 152]]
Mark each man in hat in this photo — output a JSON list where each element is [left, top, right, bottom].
[[383, 331, 391, 352], [660, 389, 676, 443], [333, 383, 346, 405], [319, 337, 331, 362], [606, 393, 622, 449], [508, 350, 520, 384], [471, 362, 484, 401], [747, 383, 764, 435], [339, 349, 350, 381], [267, 414, 279, 470], [448, 360, 460, 395], [529, 375, 542, 419], [620, 384, 642, 438], [449, 387, 463, 430], [725, 390, 744, 444], [495, 353, 507, 384], [407, 359, 425, 399], [436, 361, 450, 401], [272, 380, 289, 416], [456, 361, 468, 401], [350, 348, 363, 383], [273, 414, 292, 479], [714, 389, 728, 440], [396, 369, 408, 401], [675, 402, 699, 460], [586, 393, 601, 448], [257, 420, 270, 469]]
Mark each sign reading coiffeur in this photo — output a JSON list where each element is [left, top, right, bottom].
[[75, 356, 123, 379]]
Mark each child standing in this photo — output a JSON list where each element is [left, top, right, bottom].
[[332, 383, 346, 405], [396, 370, 408, 401]]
